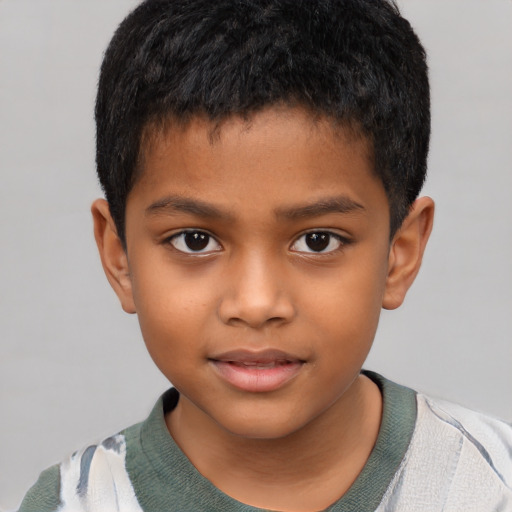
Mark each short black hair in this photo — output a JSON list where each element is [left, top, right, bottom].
[[96, 0, 430, 243]]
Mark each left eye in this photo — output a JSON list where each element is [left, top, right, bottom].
[[290, 232, 343, 253], [169, 231, 221, 254]]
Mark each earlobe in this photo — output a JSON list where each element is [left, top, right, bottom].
[[91, 199, 136, 314], [382, 196, 435, 310]]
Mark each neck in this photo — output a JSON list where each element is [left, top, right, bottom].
[[166, 374, 382, 512]]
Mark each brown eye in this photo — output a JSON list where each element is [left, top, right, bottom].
[[184, 231, 209, 251], [305, 233, 330, 252], [290, 231, 344, 254], [170, 230, 221, 254]]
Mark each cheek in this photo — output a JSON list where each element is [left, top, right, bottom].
[[306, 255, 388, 349], [130, 263, 216, 369]]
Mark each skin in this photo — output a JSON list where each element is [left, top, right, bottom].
[[92, 107, 434, 511]]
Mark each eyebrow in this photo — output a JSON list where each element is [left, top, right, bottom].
[[145, 194, 365, 221], [275, 196, 365, 219], [145, 195, 234, 220]]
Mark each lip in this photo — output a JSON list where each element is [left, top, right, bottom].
[[209, 349, 305, 393]]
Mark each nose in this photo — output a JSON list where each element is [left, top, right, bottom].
[[218, 251, 296, 329]]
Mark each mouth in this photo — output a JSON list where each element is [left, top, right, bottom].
[[226, 359, 294, 369], [209, 349, 305, 393]]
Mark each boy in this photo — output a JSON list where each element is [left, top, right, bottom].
[[18, 0, 512, 510]]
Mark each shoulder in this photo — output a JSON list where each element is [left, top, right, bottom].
[[17, 464, 61, 512], [391, 392, 512, 510], [17, 392, 176, 512], [18, 432, 144, 512], [415, 393, 512, 483]]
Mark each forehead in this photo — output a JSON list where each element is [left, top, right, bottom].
[[129, 107, 385, 219]]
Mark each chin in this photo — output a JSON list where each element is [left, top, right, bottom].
[[215, 409, 311, 441]]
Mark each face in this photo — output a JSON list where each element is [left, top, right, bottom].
[[121, 108, 393, 439]]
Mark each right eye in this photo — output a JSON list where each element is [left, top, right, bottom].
[[168, 230, 222, 254]]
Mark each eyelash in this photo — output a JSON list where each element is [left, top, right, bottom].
[[167, 230, 222, 255], [290, 231, 349, 255], [165, 230, 350, 255]]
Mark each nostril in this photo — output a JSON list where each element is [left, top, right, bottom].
[[218, 296, 296, 329]]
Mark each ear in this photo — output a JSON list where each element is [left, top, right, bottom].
[[382, 196, 435, 310], [91, 199, 136, 314]]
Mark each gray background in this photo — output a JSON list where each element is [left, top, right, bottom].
[[1, 0, 511, 509]]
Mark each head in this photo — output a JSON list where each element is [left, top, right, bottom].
[[92, 0, 434, 440], [95, 0, 430, 244]]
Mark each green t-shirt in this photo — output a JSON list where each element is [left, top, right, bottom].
[[19, 372, 512, 511]]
